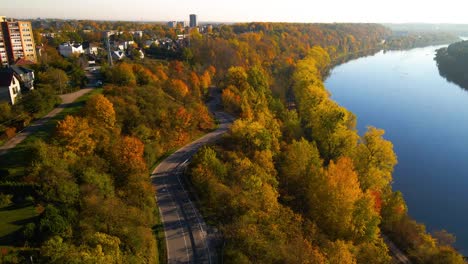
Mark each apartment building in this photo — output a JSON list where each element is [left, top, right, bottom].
[[0, 16, 37, 66]]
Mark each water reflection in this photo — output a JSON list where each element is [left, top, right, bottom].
[[325, 45, 468, 255]]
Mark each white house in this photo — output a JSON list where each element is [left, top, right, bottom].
[[10, 66, 35, 91], [83, 42, 99, 56], [58, 42, 84, 58], [112, 41, 135, 51], [0, 72, 21, 105], [111, 50, 125, 61], [134, 49, 144, 59]]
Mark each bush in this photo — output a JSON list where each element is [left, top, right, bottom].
[[0, 193, 13, 207]]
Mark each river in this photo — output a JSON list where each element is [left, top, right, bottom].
[[325, 44, 468, 254]]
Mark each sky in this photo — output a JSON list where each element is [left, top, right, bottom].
[[3, 0, 468, 24]]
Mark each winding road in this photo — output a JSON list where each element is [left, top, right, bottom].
[[151, 88, 234, 264]]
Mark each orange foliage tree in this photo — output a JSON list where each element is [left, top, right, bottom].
[[56, 115, 96, 155]]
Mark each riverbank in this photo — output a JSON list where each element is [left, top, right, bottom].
[[326, 44, 468, 255]]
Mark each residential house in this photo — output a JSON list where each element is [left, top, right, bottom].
[[112, 40, 135, 51], [131, 31, 143, 38], [0, 71, 21, 104], [58, 42, 84, 58], [82, 41, 99, 55], [9, 65, 34, 90], [111, 50, 125, 61]]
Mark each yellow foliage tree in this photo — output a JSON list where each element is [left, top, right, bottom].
[[85, 94, 116, 129], [353, 126, 397, 192], [56, 115, 96, 155]]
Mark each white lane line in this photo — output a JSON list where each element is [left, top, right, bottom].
[[155, 192, 171, 263], [160, 169, 191, 263], [175, 163, 212, 264]]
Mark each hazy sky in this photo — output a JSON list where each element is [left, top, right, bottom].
[[3, 0, 468, 23]]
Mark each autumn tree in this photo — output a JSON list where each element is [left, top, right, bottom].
[[84, 94, 116, 129], [353, 126, 397, 192], [165, 79, 189, 101], [111, 136, 147, 182], [56, 115, 96, 155], [108, 63, 137, 86], [225, 66, 249, 91], [307, 158, 362, 239], [278, 138, 322, 209]]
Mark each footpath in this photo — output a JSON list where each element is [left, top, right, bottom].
[[0, 87, 94, 156]]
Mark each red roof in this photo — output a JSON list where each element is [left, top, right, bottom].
[[15, 58, 35, 65]]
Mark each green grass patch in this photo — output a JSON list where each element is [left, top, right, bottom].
[[153, 205, 167, 264], [0, 202, 37, 246]]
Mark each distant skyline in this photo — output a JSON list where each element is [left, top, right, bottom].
[[3, 0, 468, 24]]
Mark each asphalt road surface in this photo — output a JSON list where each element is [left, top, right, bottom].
[[382, 234, 412, 264], [151, 88, 234, 264]]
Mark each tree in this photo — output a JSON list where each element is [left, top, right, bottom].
[[226, 66, 249, 91], [308, 157, 363, 240], [111, 136, 147, 184], [56, 115, 96, 155], [433, 230, 456, 247], [355, 239, 391, 264], [325, 240, 356, 264], [108, 63, 136, 86], [84, 94, 116, 129], [278, 138, 322, 208], [228, 119, 279, 155], [222, 86, 241, 114], [353, 127, 397, 192], [38, 67, 69, 94], [39, 205, 73, 237], [132, 64, 156, 85], [19, 84, 61, 118], [166, 79, 189, 101], [247, 66, 269, 94], [381, 191, 407, 231], [428, 247, 465, 264]]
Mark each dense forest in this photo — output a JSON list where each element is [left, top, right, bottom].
[[435, 40, 468, 90], [384, 32, 460, 50], [0, 21, 465, 263], [188, 23, 465, 263], [0, 54, 215, 262]]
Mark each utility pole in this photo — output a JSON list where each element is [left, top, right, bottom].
[[106, 32, 113, 67]]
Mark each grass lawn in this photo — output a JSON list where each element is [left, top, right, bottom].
[[0, 203, 37, 246]]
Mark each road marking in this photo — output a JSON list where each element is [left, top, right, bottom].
[[152, 109, 233, 264], [158, 167, 191, 263], [175, 164, 212, 264]]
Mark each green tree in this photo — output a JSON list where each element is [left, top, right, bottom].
[[108, 63, 136, 86], [278, 138, 322, 209], [38, 67, 70, 94]]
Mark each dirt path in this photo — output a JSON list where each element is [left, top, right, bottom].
[[0, 87, 94, 156]]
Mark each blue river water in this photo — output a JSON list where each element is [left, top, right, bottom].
[[325, 44, 468, 254]]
